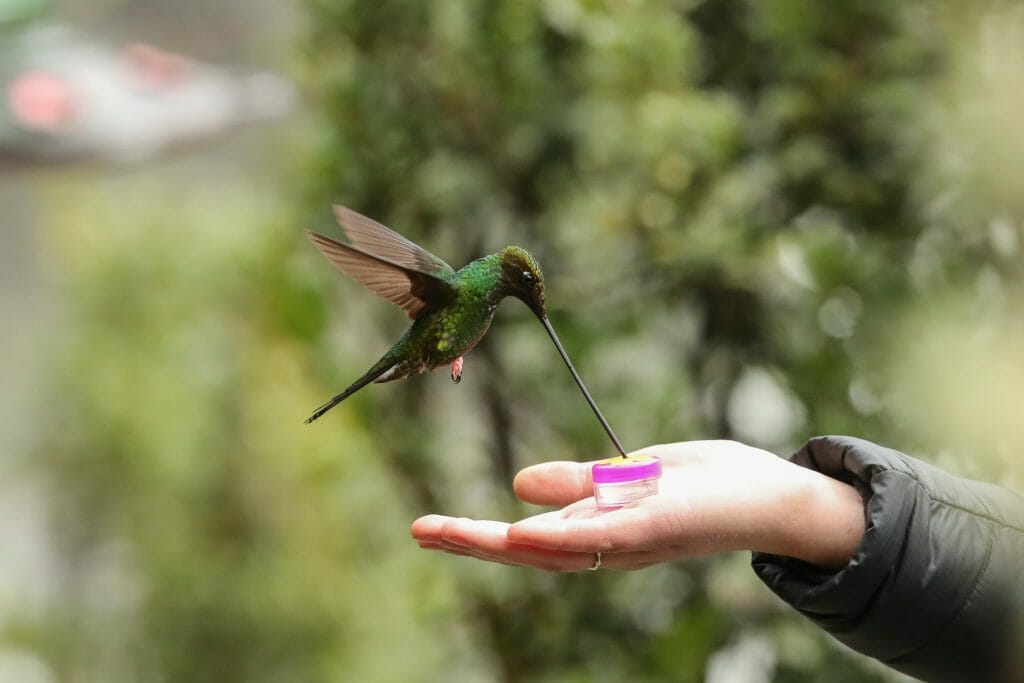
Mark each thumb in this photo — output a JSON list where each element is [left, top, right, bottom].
[[513, 460, 594, 506]]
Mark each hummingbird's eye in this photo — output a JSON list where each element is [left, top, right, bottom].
[[521, 271, 535, 285]]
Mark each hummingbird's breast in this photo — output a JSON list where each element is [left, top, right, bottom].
[[415, 282, 499, 368]]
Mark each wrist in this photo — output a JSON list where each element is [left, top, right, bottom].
[[761, 465, 866, 570]]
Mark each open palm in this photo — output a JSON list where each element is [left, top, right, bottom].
[[412, 440, 865, 571]]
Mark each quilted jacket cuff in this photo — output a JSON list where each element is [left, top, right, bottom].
[[751, 435, 1024, 682]]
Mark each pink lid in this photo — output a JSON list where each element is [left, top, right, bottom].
[[591, 455, 662, 484]]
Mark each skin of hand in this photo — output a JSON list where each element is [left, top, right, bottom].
[[411, 441, 866, 572]]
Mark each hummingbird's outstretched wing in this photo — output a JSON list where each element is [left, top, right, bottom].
[[333, 206, 456, 279], [307, 231, 457, 319]]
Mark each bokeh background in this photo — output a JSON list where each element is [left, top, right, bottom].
[[2, 0, 1023, 681]]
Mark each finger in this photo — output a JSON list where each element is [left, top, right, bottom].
[[440, 518, 595, 572], [414, 517, 516, 558], [422, 538, 518, 564], [589, 549, 670, 571], [423, 536, 671, 572], [507, 503, 664, 553], [417, 541, 475, 558], [513, 461, 594, 506], [414, 515, 597, 570], [411, 514, 460, 543]]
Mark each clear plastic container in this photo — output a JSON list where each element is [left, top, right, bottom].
[[592, 455, 662, 509]]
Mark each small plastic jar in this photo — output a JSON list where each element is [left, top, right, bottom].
[[592, 455, 662, 510]]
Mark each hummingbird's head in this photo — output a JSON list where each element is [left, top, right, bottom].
[[498, 246, 546, 318]]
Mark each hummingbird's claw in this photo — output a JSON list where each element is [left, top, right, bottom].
[[450, 356, 464, 384]]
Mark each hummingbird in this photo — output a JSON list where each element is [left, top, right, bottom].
[[304, 205, 626, 457]]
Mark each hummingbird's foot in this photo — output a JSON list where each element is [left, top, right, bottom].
[[450, 357, 463, 384]]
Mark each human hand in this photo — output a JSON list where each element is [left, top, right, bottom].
[[411, 441, 865, 571]]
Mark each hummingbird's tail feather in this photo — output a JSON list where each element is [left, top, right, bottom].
[[304, 357, 398, 424]]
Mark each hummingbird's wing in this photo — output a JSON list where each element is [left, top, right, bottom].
[[307, 231, 457, 319], [333, 206, 456, 279]]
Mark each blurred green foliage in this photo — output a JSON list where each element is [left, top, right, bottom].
[[10, 0, 1024, 681]]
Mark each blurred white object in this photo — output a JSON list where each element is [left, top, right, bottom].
[[726, 366, 807, 448], [0, 23, 297, 164], [705, 633, 776, 683]]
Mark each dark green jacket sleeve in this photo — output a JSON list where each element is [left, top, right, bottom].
[[751, 436, 1024, 683]]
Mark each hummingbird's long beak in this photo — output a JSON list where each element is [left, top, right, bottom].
[[538, 314, 627, 458]]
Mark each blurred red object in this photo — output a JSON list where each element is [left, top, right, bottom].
[[7, 70, 74, 129], [1, 25, 297, 165]]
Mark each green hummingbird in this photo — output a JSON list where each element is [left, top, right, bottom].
[[304, 205, 626, 457]]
